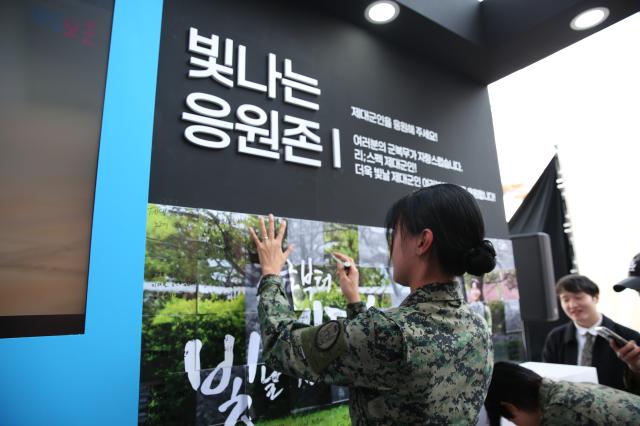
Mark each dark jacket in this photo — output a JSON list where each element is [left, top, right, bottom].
[[542, 315, 640, 394]]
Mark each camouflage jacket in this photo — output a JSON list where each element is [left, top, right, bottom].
[[258, 275, 494, 425], [539, 379, 640, 425]]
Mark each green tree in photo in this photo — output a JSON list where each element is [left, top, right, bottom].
[[323, 223, 358, 263], [359, 266, 388, 287], [140, 294, 247, 425]]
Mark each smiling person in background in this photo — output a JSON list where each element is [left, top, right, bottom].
[[541, 274, 640, 394]]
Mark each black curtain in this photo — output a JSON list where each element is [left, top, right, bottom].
[[508, 155, 574, 360]]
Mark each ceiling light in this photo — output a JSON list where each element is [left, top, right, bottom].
[[570, 7, 610, 31], [365, 1, 400, 24]]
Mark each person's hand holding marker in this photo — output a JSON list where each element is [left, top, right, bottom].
[[249, 214, 295, 276], [334, 252, 360, 304]]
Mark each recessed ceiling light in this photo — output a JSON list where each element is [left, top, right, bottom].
[[570, 7, 610, 31], [365, 1, 400, 24]]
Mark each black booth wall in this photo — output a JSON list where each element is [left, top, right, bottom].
[[139, 1, 523, 424], [149, 0, 509, 234]]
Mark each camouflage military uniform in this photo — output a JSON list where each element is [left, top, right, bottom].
[[258, 275, 494, 425], [539, 378, 640, 425]]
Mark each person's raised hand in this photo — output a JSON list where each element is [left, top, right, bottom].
[[249, 214, 294, 276]]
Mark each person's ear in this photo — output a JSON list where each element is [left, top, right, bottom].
[[416, 228, 434, 256], [499, 402, 517, 420], [593, 294, 600, 304]]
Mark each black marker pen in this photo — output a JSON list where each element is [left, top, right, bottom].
[[332, 254, 352, 271]]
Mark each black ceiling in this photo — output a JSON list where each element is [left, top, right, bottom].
[[308, 0, 640, 85]]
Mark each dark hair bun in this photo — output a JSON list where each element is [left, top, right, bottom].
[[464, 240, 497, 276]]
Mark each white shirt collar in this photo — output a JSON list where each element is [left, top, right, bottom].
[[574, 314, 603, 336]]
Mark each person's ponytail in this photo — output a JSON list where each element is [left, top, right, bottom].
[[464, 240, 497, 276]]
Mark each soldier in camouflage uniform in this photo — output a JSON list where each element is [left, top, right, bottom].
[[485, 361, 640, 425], [250, 185, 497, 425]]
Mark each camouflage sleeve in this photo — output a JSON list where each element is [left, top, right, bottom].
[[346, 301, 366, 319], [258, 275, 405, 389], [257, 275, 317, 381], [544, 394, 640, 425], [542, 404, 592, 426], [541, 381, 640, 425]]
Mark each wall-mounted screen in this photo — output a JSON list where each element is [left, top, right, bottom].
[[0, 0, 114, 338]]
